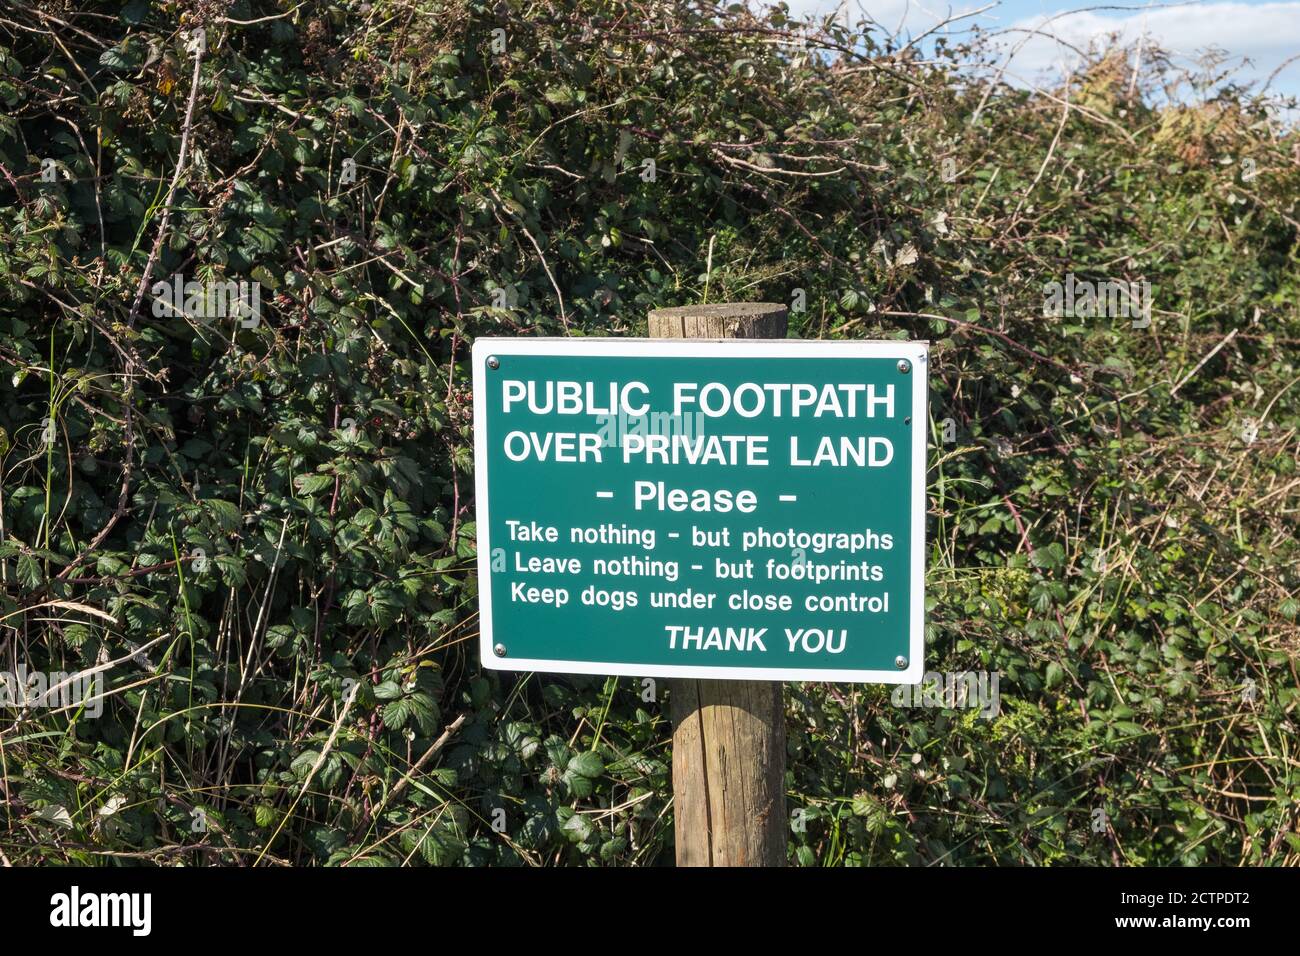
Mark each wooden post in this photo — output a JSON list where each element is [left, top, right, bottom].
[[648, 302, 788, 867]]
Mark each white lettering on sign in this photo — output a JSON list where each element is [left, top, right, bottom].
[[672, 382, 893, 418], [633, 481, 758, 513], [502, 380, 650, 416], [665, 625, 769, 652], [503, 431, 603, 462], [790, 435, 893, 467]]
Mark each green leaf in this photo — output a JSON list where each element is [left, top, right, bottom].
[[98, 46, 136, 70], [1045, 661, 1064, 689], [120, 0, 149, 24], [16, 553, 42, 589], [204, 499, 242, 532], [294, 474, 335, 495], [568, 751, 604, 779]]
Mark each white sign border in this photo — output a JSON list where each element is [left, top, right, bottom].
[[472, 337, 928, 684]]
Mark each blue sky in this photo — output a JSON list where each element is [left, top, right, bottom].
[[775, 1, 1300, 100]]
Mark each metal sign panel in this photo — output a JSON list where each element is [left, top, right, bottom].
[[472, 338, 927, 682]]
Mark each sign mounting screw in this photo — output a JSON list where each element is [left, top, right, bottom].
[[897, 359, 910, 374], [487, 356, 500, 370], [494, 643, 507, 657], [894, 655, 908, 669]]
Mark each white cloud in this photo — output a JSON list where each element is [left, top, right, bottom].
[[766, 1, 1300, 95], [1000, 4, 1300, 93], [779, 0, 985, 36]]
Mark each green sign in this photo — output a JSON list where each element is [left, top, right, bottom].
[[472, 339, 927, 683]]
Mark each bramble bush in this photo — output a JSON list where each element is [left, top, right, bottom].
[[0, 0, 1297, 865]]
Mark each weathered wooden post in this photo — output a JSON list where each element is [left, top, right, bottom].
[[648, 302, 788, 867]]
